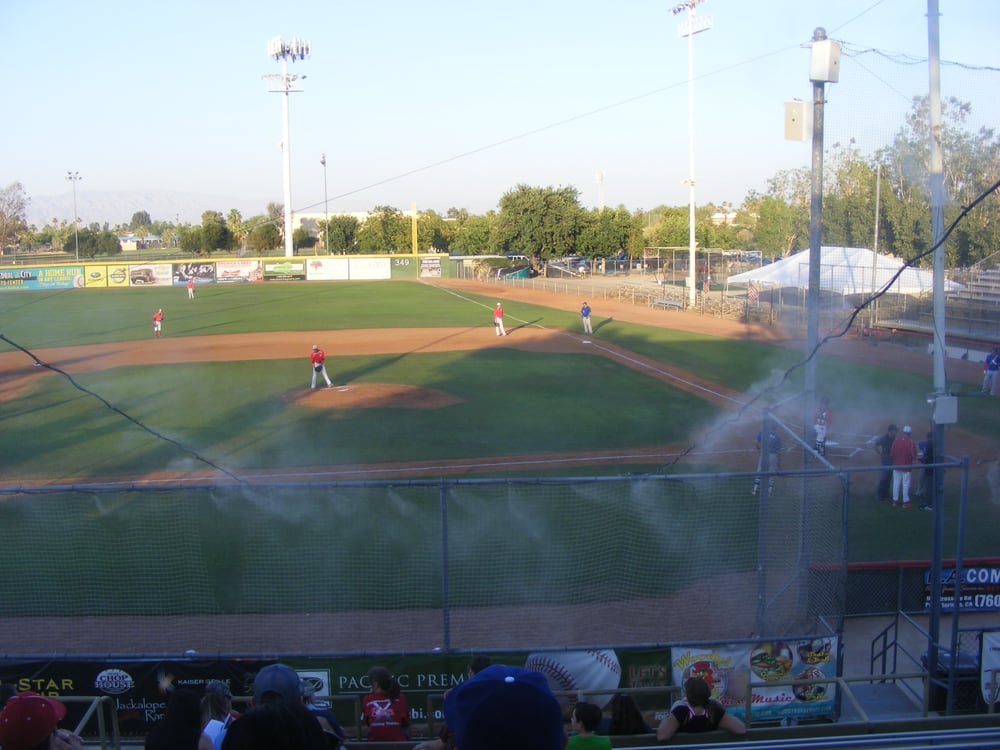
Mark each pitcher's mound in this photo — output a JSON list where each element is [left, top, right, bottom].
[[291, 383, 463, 409]]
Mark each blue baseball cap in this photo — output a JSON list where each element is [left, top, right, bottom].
[[444, 665, 563, 750]]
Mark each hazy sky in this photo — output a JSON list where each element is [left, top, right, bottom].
[[3, 0, 997, 219]]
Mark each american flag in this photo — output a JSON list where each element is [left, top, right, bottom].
[[747, 282, 760, 303]]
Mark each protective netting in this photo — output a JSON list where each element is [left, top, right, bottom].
[[0, 463, 848, 656]]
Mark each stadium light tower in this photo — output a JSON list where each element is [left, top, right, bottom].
[[672, 0, 712, 307], [66, 171, 82, 262], [264, 36, 310, 258], [320, 153, 329, 255]]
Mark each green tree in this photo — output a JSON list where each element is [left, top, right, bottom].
[[577, 207, 641, 259], [95, 230, 123, 256], [418, 209, 454, 252], [326, 215, 360, 254], [129, 210, 152, 230], [495, 184, 583, 260], [452, 213, 496, 255], [248, 223, 281, 254], [227, 209, 247, 253], [196, 211, 233, 255], [0, 182, 29, 253], [356, 206, 408, 253], [293, 226, 316, 252]]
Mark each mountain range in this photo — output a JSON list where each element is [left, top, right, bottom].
[[26, 189, 267, 229]]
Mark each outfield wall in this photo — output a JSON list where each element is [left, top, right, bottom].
[[0, 253, 453, 290]]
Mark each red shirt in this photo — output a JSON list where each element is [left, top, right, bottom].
[[362, 693, 409, 741], [310, 348, 326, 366], [153, 311, 164, 323], [890, 434, 917, 467], [494, 305, 503, 319]]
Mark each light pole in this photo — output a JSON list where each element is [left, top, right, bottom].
[[320, 153, 329, 255], [673, 0, 712, 307], [264, 36, 310, 258], [805, 28, 841, 439], [66, 171, 82, 262]]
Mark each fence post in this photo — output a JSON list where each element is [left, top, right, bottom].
[[440, 481, 451, 651]]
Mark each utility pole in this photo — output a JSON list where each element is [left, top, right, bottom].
[[66, 171, 82, 262], [805, 28, 841, 445], [320, 153, 329, 255], [264, 37, 310, 258]]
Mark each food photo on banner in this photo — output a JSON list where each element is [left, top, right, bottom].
[[671, 636, 839, 723]]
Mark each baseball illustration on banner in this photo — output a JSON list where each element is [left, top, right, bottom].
[[524, 649, 622, 710]]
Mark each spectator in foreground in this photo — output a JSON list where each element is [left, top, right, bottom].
[[362, 666, 410, 742], [0, 691, 83, 750], [221, 702, 325, 750], [413, 656, 493, 750], [655, 677, 746, 743], [202, 680, 238, 750], [301, 679, 346, 748], [598, 693, 653, 736], [872, 424, 898, 501], [145, 688, 212, 750], [444, 664, 564, 750], [567, 701, 611, 750], [227, 663, 327, 750]]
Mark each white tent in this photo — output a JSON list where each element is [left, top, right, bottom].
[[726, 246, 962, 295]]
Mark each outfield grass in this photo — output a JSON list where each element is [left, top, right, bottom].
[[0, 280, 996, 567]]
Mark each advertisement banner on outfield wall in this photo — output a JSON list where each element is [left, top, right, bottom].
[[419, 256, 442, 278], [305, 257, 350, 280], [215, 260, 263, 283], [924, 566, 1000, 612], [351, 256, 392, 280], [0, 266, 84, 290], [670, 636, 839, 722], [129, 263, 172, 286], [173, 262, 216, 285], [81, 265, 109, 287], [262, 259, 307, 280]]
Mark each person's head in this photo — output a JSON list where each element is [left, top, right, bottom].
[[469, 655, 493, 676], [683, 677, 712, 708], [444, 665, 563, 750], [571, 701, 602, 734], [311, 344, 318, 351], [902, 425, 912, 436], [607, 693, 648, 735], [253, 664, 302, 705], [222, 702, 327, 750], [367, 667, 400, 699], [887, 424, 897, 435], [204, 680, 234, 721], [0, 692, 66, 750]]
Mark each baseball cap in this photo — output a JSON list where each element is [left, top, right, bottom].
[[253, 664, 302, 704], [0, 692, 67, 750], [444, 665, 563, 750], [902, 425, 912, 434], [311, 344, 318, 350]]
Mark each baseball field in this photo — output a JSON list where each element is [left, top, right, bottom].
[[0, 277, 997, 654], [0, 277, 996, 537]]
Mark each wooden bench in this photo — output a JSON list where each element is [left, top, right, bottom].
[[651, 298, 684, 310]]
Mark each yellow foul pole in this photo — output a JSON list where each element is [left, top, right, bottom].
[[411, 202, 418, 255]]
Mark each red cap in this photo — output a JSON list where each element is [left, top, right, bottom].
[[0, 692, 67, 750]]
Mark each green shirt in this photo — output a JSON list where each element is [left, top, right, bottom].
[[566, 734, 613, 750]]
